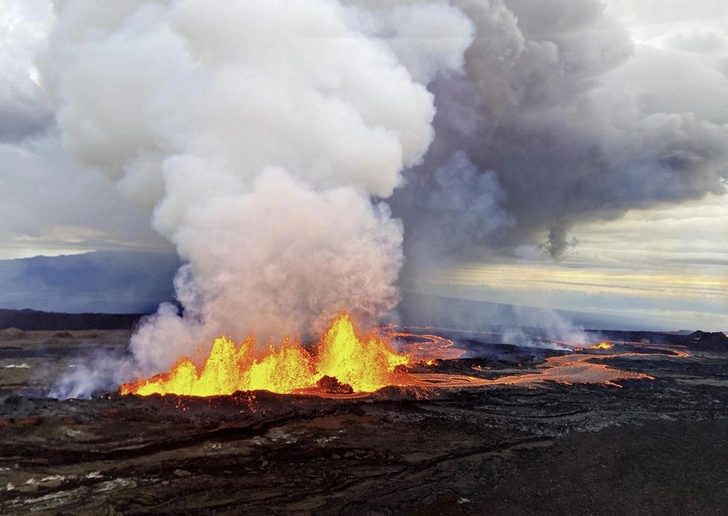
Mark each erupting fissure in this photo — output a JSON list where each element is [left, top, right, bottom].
[[120, 313, 410, 397]]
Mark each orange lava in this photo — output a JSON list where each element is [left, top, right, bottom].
[[591, 342, 614, 350], [384, 327, 466, 361], [489, 353, 653, 387], [121, 320, 680, 398], [120, 312, 410, 397]]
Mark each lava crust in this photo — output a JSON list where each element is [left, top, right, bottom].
[[0, 328, 726, 515]]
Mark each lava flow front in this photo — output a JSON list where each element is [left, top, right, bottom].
[[120, 313, 410, 397]]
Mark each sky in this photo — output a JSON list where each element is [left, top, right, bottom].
[[0, 0, 726, 331], [0, 0, 169, 259], [406, 200, 728, 331]]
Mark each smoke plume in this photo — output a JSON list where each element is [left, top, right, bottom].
[[385, 0, 728, 262], [46, 0, 474, 379], [44, 1, 728, 396]]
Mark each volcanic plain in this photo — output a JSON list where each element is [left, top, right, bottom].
[[0, 325, 726, 515]]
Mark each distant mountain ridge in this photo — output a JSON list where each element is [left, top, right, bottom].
[[0, 251, 179, 314], [0, 308, 144, 331]]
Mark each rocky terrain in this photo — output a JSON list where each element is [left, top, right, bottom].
[[0, 327, 726, 515], [0, 309, 143, 332]]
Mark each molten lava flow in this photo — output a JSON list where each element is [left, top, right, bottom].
[[120, 312, 410, 397], [384, 326, 465, 362], [591, 342, 614, 350]]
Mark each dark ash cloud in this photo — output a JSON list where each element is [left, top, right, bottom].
[[391, 0, 728, 261]]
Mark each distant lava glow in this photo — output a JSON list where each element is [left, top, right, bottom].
[[591, 342, 614, 350], [120, 313, 410, 397]]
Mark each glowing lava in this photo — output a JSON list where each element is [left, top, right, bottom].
[[591, 342, 613, 350], [120, 312, 410, 397], [120, 319, 671, 399]]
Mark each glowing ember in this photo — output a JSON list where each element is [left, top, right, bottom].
[[591, 342, 613, 350], [120, 312, 410, 397]]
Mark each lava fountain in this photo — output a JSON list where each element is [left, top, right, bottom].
[[120, 317, 668, 399], [120, 313, 410, 397]]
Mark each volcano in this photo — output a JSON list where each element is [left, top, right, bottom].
[[1, 319, 727, 514]]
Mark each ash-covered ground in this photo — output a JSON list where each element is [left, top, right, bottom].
[[0, 326, 726, 515]]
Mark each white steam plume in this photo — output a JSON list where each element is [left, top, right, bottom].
[[46, 0, 474, 384]]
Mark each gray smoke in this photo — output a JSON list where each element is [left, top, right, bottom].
[[393, 150, 513, 261], [385, 0, 728, 261]]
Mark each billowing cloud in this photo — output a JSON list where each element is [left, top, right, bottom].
[[0, 0, 54, 141], [389, 0, 728, 261], [1, 0, 725, 350], [0, 0, 169, 260], [45, 0, 475, 378]]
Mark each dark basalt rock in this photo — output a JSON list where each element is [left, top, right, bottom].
[[0, 326, 727, 514], [688, 330, 728, 352], [0, 308, 144, 331], [317, 375, 354, 394]]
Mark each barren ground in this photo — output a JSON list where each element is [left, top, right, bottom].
[[0, 328, 726, 515]]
